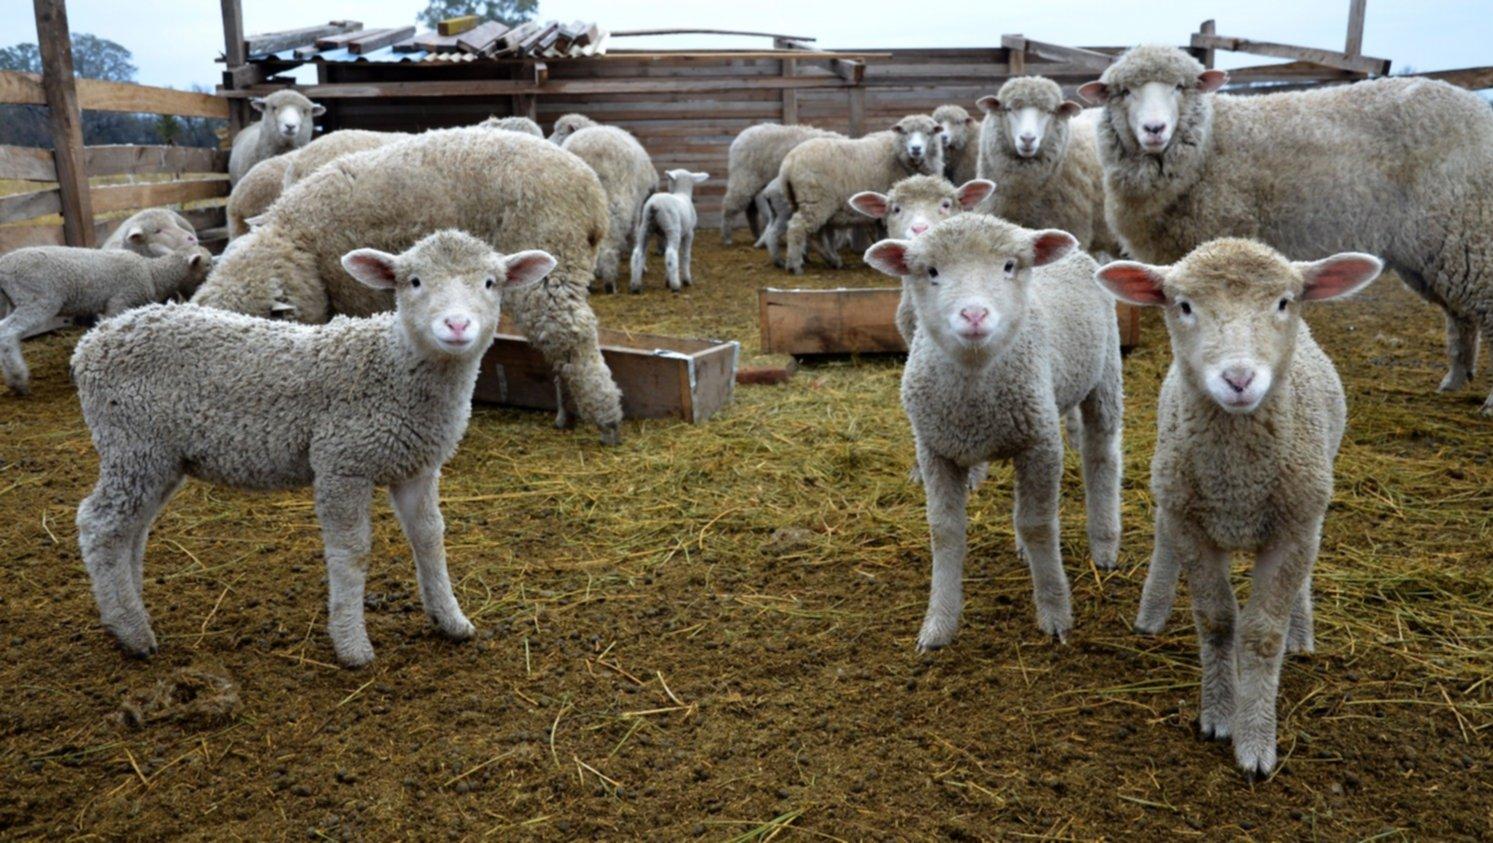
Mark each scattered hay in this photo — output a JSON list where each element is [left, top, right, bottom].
[[109, 668, 240, 730]]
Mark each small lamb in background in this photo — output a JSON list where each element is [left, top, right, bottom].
[[1095, 237, 1382, 778], [72, 230, 554, 667], [630, 169, 709, 293], [548, 112, 598, 145], [227, 89, 324, 184], [99, 208, 199, 256]]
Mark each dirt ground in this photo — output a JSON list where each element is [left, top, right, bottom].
[[1, 236, 1490, 841]]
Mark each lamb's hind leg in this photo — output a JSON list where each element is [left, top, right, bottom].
[[390, 471, 475, 642], [1078, 366, 1123, 570], [629, 224, 648, 293], [314, 474, 376, 668], [1440, 311, 1479, 393], [1286, 580, 1314, 654], [0, 300, 54, 395]]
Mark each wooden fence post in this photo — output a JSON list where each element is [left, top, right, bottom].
[[1198, 20, 1217, 68], [1345, 0, 1366, 58], [33, 0, 95, 247], [848, 87, 865, 137], [774, 37, 798, 124], [220, 0, 248, 136]]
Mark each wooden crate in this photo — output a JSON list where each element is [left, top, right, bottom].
[[474, 326, 740, 423], [759, 286, 1142, 355]]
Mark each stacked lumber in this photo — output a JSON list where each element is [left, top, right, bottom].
[[246, 17, 610, 61]]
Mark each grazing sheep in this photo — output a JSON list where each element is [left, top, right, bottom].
[[193, 127, 625, 444], [73, 230, 554, 667], [932, 105, 980, 185], [227, 89, 324, 184], [0, 245, 211, 395], [864, 214, 1123, 649], [548, 113, 597, 146], [630, 169, 709, 293], [226, 156, 291, 240], [561, 124, 658, 293], [720, 123, 842, 245], [1094, 238, 1382, 777], [779, 115, 946, 274], [1080, 45, 1493, 413], [479, 115, 544, 137], [976, 76, 1117, 255], [100, 208, 199, 256]]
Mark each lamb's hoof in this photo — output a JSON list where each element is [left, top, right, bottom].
[[1479, 397, 1493, 417], [1132, 615, 1166, 636], [8, 383, 30, 397], [628, 285, 642, 294], [333, 637, 376, 669], [1285, 630, 1315, 655], [597, 424, 622, 446], [1233, 735, 1277, 780], [1197, 711, 1231, 741], [1438, 370, 1468, 393], [110, 622, 159, 658], [1091, 544, 1120, 571], [602, 280, 617, 294], [682, 277, 693, 287], [433, 613, 476, 641], [916, 625, 956, 653], [1035, 602, 1072, 644]]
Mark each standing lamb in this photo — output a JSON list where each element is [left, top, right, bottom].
[[73, 230, 553, 667], [227, 89, 324, 184], [778, 115, 946, 274], [630, 169, 709, 293], [548, 113, 597, 145], [758, 174, 862, 269], [100, 208, 199, 256], [561, 124, 658, 293], [0, 245, 211, 395], [863, 214, 1124, 649], [1094, 238, 1383, 777], [976, 76, 1118, 255], [1080, 45, 1493, 413], [720, 123, 842, 245], [192, 127, 624, 444], [932, 105, 980, 185]]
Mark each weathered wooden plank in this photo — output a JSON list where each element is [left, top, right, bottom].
[[246, 21, 361, 55], [0, 187, 61, 224], [1190, 33, 1389, 75], [610, 29, 816, 42], [438, 16, 480, 37], [348, 27, 416, 55], [412, 32, 461, 53], [494, 22, 541, 57], [760, 287, 905, 355], [0, 224, 65, 252], [0, 145, 56, 181], [1411, 65, 1493, 90], [89, 179, 229, 215], [457, 21, 510, 54], [315, 28, 371, 49], [1345, 0, 1367, 57], [34, 0, 95, 247], [229, 75, 856, 100], [1003, 35, 1114, 70], [220, 0, 248, 133], [85, 145, 226, 177]]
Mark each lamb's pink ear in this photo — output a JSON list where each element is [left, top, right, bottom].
[[341, 248, 399, 290], [864, 240, 913, 278], [249, 97, 267, 113], [975, 95, 1000, 114], [1095, 261, 1169, 306], [502, 250, 557, 289], [1295, 253, 1383, 301], [188, 252, 207, 270], [1030, 229, 1078, 267], [1197, 69, 1229, 93], [310, 103, 327, 117], [1077, 81, 1109, 104], [124, 225, 145, 244], [848, 191, 889, 220], [956, 179, 995, 210], [1056, 100, 1084, 119], [690, 171, 710, 183]]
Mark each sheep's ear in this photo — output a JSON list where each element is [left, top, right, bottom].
[[975, 95, 1000, 114], [310, 103, 327, 116], [1077, 81, 1109, 104], [1095, 261, 1169, 306], [964, 115, 975, 125], [188, 252, 207, 270], [502, 250, 556, 289], [891, 123, 906, 134], [848, 191, 889, 220], [1294, 253, 1382, 301], [1056, 100, 1084, 119], [124, 225, 145, 244], [956, 179, 995, 210], [1029, 229, 1078, 267], [341, 248, 400, 290], [864, 240, 913, 277], [249, 97, 267, 113], [691, 171, 710, 183], [1197, 69, 1229, 93]]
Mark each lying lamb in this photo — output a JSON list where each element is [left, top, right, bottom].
[[1081, 44, 1493, 413], [73, 230, 554, 667], [864, 214, 1123, 649], [1095, 238, 1382, 777], [100, 208, 199, 256], [630, 169, 709, 293], [0, 244, 211, 395], [227, 89, 323, 184]]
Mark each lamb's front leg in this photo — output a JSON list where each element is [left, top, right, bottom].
[[1079, 381, 1123, 570], [628, 225, 648, 293], [1013, 440, 1071, 641], [390, 470, 475, 642], [314, 474, 376, 668], [1286, 580, 1315, 655], [1180, 528, 1236, 742], [916, 445, 970, 651], [680, 229, 695, 287], [1135, 508, 1182, 634]]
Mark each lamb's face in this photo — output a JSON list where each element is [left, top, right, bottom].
[[252, 92, 322, 142], [179, 246, 214, 294], [932, 107, 974, 152], [1078, 47, 1228, 155], [849, 177, 995, 240], [891, 116, 945, 175], [1096, 241, 1383, 414], [124, 212, 197, 254], [976, 90, 1080, 160]]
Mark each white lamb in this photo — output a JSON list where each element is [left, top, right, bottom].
[[72, 230, 554, 668], [100, 208, 199, 256], [227, 89, 324, 184], [864, 214, 1124, 649], [630, 169, 709, 293], [1095, 237, 1382, 778], [561, 123, 658, 293]]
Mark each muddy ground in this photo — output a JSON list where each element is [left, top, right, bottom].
[[1, 236, 1490, 840]]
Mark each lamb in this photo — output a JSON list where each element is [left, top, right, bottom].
[[99, 208, 199, 256], [778, 115, 946, 274], [1079, 45, 1493, 413], [720, 123, 842, 245], [548, 112, 597, 145], [560, 124, 658, 293], [479, 115, 544, 137], [0, 244, 211, 395], [227, 89, 324, 184], [226, 155, 291, 240], [630, 169, 709, 293], [863, 214, 1124, 649], [1094, 238, 1383, 777], [932, 105, 979, 185], [72, 230, 554, 667], [192, 127, 625, 444], [757, 174, 861, 269], [976, 76, 1118, 255]]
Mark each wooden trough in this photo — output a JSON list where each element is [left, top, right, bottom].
[[474, 324, 741, 423], [759, 286, 1142, 355]]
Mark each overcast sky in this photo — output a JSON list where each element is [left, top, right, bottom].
[[2, 1, 1488, 89]]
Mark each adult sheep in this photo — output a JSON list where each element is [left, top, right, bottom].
[[561, 124, 657, 293], [227, 89, 323, 184], [1080, 45, 1493, 413], [193, 127, 625, 444], [720, 123, 842, 245]]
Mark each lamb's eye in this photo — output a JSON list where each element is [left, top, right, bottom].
[[409, 276, 421, 289], [891, 205, 901, 215], [1178, 301, 1192, 316], [1277, 297, 1289, 312], [1003, 259, 1016, 274], [927, 267, 939, 281], [940, 200, 952, 211], [485, 277, 496, 290]]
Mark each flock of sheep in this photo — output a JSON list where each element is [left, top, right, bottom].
[[1, 41, 1491, 782]]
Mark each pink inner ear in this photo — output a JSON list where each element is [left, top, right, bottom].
[[975, 95, 1000, 114], [848, 192, 889, 219], [1302, 255, 1381, 300], [346, 253, 396, 286], [865, 241, 912, 277], [1095, 263, 1167, 305], [1197, 69, 1229, 93], [956, 180, 994, 210], [1077, 81, 1109, 104], [1031, 231, 1077, 267]]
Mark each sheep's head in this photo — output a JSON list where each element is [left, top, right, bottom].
[[890, 115, 945, 176], [479, 115, 544, 137], [1078, 45, 1227, 156], [250, 89, 324, 143], [931, 104, 977, 152], [977, 76, 1083, 161], [172, 246, 214, 295], [341, 230, 553, 360], [849, 175, 994, 240], [120, 209, 198, 256], [549, 113, 597, 145], [664, 169, 710, 196], [1096, 238, 1381, 414], [864, 214, 1076, 360]]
